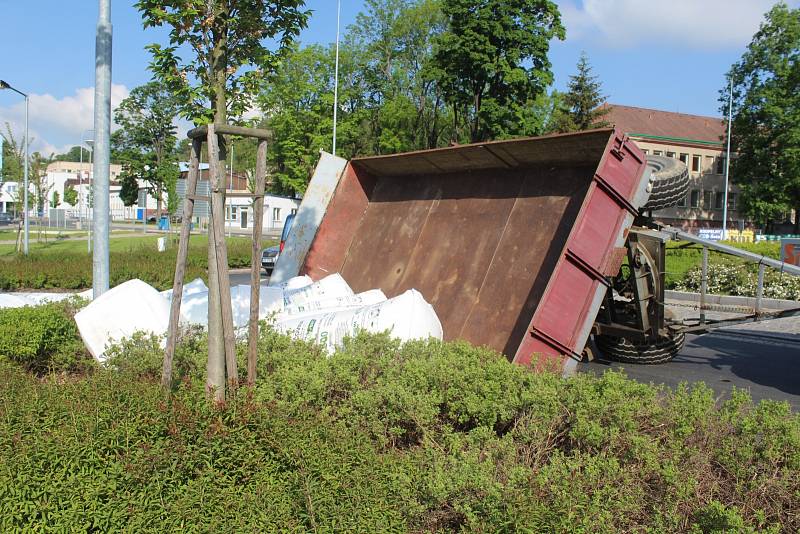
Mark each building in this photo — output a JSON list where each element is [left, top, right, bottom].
[[46, 161, 160, 221], [0, 182, 20, 215], [176, 168, 300, 231], [602, 104, 742, 232]]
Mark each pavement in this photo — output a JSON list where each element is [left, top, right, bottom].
[[580, 298, 800, 409]]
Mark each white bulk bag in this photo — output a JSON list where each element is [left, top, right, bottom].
[[161, 277, 208, 301], [74, 279, 170, 362], [179, 285, 284, 328], [280, 289, 387, 317], [283, 273, 353, 309], [0, 293, 35, 309], [279, 275, 313, 291], [275, 289, 442, 353]]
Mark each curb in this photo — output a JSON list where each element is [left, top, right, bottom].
[[666, 290, 800, 311]]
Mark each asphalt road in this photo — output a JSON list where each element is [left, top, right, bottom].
[[581, 330, 800, 409], [230, 270, 800, 409]]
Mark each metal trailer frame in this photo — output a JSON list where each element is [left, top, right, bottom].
[[295, 129, 651, 373], [593, 222, 800, 347]]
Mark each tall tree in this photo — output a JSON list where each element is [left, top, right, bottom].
[[113, 81, 181, 216], [552, 52, 610, 132], [723, 2, 800, 230], [431, 0, 564, 142], [54, 146, 85, 163]]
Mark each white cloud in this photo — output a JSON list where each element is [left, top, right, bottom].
[[0, 84, 129, 156], [558, 0, 794, 49]]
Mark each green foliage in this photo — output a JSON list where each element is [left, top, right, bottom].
[[0, 122, 25, 184], [724, 3, 800, 227], [53, 145, 84, 163], [0, 301, 91, 374], [113, 81, 181, 213], [431, 0, 565, 142], [137, 0, 310, 125], [62, 186, 78, 207], [551, 51, 610, 133], [1, 332, 797, 531], [0, 239, 254, 291]]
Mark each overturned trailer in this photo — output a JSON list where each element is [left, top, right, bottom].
[[272, 128, 800, 374]]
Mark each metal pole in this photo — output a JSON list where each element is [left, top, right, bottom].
[[92, 0, 112, 297], [228, 141, 233, 238], [79, 138, 83, 230], [332, 0, 341, 156], [755, 263, 765, 315], [700, 247, 708, 325], [23, 94, 29, 255], [722, 77, 733, 241]]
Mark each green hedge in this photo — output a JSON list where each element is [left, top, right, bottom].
[[1, 330, 797, 532], [0, 240, 254, 291], [0, 301, 92, 374]]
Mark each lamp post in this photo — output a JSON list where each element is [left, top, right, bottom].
[[86, 139, 94, 253], [0, 79, 30, 255], [79, 130, 94, 230]]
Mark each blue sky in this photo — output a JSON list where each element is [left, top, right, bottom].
[[1, 0, 796, 155]]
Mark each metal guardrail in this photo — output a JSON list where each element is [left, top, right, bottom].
[[661, 226, 800, 322]]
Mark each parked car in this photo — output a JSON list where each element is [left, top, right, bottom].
[[0, 213, 16, 226], [261, 213, 296, 274]]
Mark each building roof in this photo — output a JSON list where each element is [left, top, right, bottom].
[[600, 104, 726, 146]]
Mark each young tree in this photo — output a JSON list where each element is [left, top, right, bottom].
[[551, 52, 610, 132], [138, 0, 310, 398], [63, 185, 78, 207], [1, 123, 26, 186], [113, 81, 181, 218], [431, 0, 564, 142], [723, 2, 800, 230], [50, 191, 60, 209]]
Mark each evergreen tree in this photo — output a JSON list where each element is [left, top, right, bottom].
[[553, 52, 610, 132]]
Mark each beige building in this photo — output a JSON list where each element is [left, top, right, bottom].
[[602, 104, 743, 232]]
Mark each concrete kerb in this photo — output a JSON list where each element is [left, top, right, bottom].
[[666, 290, 800, 312]]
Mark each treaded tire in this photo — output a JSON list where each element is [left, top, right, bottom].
[[642, 155, 690, 211], [595, 332, 686, 365]]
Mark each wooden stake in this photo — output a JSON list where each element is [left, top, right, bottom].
[[162, 138, 201, 389], [207, 125, 238, 392], [247, 140, 268, 386]]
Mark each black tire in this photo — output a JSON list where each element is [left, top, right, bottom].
[[642, 155, 689, 211], [595, 331, 686, 365]]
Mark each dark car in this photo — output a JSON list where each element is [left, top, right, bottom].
[[261, 212, 296, 274], [0, 213, 16, 225]]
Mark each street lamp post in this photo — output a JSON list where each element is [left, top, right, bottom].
[[79, 130, 94, 231], [0, 79, 30, 255]]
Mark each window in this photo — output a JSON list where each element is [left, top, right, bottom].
[[641, 149, 649, 155], [705, 156, 714, 172], [690, 190, 700, 208], [290, 208, 298, 215], [716, 157, 725, 175], [666, 151, 676, 158], [273, 207, 281, 221], [679, 153, 689, 165], [692, 155, 701, 172], [703, 191, 712, 208], [714, 192, 724, 210], [728, 193, 737, 210], [225, 205, 239, 221], [653, 150, 663, 156]]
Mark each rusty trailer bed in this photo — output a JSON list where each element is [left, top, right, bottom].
[[298, 129, 649, 372]]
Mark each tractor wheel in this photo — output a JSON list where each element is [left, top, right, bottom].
[[595, 331, 686, 365], [642, 155, 690, 211]]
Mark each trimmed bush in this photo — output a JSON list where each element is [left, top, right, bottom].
[[0, 239, 255, 291], [0, 301, 92, 374], [1, 330, 797, 532]]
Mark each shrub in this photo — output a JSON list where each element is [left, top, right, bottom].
[[675, 259, 800, 300], [0, 300, 92, 374], [0, 238, 257, 291], [0, 331, 797, 532]]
